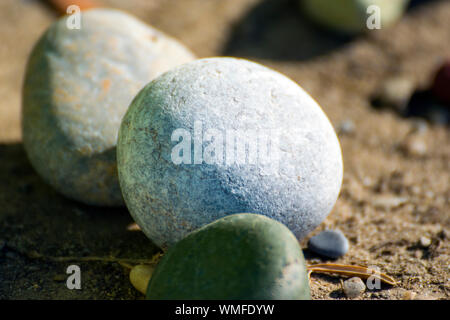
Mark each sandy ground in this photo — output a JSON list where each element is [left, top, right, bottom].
[[0, 0, 448, 300]]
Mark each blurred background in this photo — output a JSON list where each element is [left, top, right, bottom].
[[0, 0, 448, 299]]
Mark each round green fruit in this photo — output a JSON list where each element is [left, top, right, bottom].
[[146, 213, 311, 300]]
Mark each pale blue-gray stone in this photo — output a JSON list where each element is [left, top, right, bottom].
[[117, 57, 343, 248], [22, 8, 195, 206]]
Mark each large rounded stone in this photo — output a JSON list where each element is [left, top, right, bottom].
[[22, 8, 195, 206], [118, 57, 343, 248], [301, 0, 410, 34], [146, 213, 311, 300]]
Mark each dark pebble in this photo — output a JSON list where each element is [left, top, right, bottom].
[[405, 90, 450, 125], [308, 229, 349, 259], [431, 60, 450, 106]]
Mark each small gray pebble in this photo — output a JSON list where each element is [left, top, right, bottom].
[[337, 120, 355, 135], [373, 76, 415, 113], [400, 135, 427, 157], [419, 236, 431, 248], [343, 277, 366, 299], [22, 9, 195, 206], [427, 105, 450, 125], [410, 119, 428, 135], [308, 229, 349, 259]]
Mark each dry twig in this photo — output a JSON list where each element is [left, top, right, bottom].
[[307, 263, 397, 286]]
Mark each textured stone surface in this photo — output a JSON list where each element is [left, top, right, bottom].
[[301, 0, 410, 33], [22, 8, 195, 206], [308, 229, 349, 259], [118, 57, 343, 248], [146, 214, 311, 300]]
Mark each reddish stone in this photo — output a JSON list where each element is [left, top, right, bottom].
[[431, 61, 450, 106]]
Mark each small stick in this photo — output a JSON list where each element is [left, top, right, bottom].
[[14, 246, 163, 266], [127, 223, 142, 231], [28, 250, 162, 265], [307, 263, 397, 286]]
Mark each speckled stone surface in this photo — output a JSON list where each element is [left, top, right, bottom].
[[301, 0, 410, 33], [147, 213, 311, 300], [22, 8, 195, 206], [118, 57, 343, 248], [308, 229, 349, 259]]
